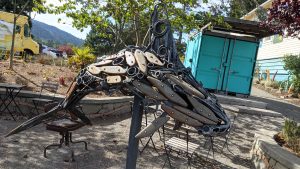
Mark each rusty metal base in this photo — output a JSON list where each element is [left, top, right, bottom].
[[44, 132, 88, 161]]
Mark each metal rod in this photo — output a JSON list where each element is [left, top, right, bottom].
[[125, 95, 144, 169]]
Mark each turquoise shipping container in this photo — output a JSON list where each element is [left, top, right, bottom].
[[184, 33, 259, 95]]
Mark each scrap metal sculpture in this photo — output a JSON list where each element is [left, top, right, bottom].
[[6, 2, 231, 168]]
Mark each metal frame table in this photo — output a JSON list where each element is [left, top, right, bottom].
[[0, 83, 25, 120]]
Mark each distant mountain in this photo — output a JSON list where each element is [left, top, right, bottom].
[[31, 20, 84, 46]]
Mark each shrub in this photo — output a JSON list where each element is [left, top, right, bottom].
[[68, 47, 96, 69], [283, 54, 300, 94], [282, 119, 300, 155], [260, 80, 266, 86], [58, 44, 74, 56], [270, 81, 280, 89], [37, 55, 53, 65]]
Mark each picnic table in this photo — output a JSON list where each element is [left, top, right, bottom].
[[0, 83, 25, 120]]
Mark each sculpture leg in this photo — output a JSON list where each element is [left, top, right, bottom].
[[125, 95, 144, 169]]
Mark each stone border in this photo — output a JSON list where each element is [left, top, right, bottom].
[[250, 133, 300, 169], [221, 104, 283, 117], [216, 94, 268, 109], [0, 89, 133, 118]]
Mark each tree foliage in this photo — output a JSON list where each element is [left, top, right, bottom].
[[0, 0, 46, 28], [283, 54, 300, 93], [0, 0, 46, 14], [206, 0, 267, 18], [46, 0, 203, 54], [263, 0, 300, 38], [228, 0, 267, 18]]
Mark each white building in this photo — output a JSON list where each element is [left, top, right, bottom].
[[242, 0, 300, 81]]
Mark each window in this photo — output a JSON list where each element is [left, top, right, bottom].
[[24, 24, 30, 37], [15, 25, 21, 34]]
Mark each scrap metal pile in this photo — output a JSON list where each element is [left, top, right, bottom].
[[6, 3, 230, 142]]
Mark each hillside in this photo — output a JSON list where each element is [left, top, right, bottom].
[[31, 20, 84, 46]]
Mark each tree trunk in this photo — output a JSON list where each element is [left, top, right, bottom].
[[134, 14, 141, 46], [9, 0, 17, 70]]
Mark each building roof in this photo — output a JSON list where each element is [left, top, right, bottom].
[[204, 17, 275, 40]]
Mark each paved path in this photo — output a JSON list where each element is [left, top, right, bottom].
[[0, 111, 284, 169], [251, 86, 277, 99], [250, 86, 300, 122]]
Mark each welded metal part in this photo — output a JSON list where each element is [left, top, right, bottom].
[[117, 50, 125, 57], [166, 74, 205, 99], [132, 80, 167, 100], [127, 67, 138, 76], [87, 65, 101, 75], [6, 105, 62, 137], [93, 59, 113, 66], [161, 104, 203, 127], [187, 95, 219, 123], [112, 57, 125, 65], [173, 105, 216, 125], [87, 65, 127, 75], [106, 76, 122, 84], [147, 63, 155, 68], [135, 115, 170, 139], [147, 76, 188, 107], [65, 82, 77, 100], [136, 73, 145, 79], [103, 54, 118, 60], [167, 63, 173, 68], [158, 45, 168, 58], [144, 52, 164, 66], [125, 51, 136, 66], [98, 66, 127, 74], [134, 49, 147, 74], [152, 20, 170, 37]]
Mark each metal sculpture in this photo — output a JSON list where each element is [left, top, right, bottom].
[[6, 2, 231, 168]]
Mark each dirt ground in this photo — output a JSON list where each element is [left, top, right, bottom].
[[0, 59, 77, 95], [0, 60, 121, 98], [0, 111, 284, 169]]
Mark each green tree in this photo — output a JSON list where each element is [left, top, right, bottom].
[[283, 54, 300, 94], [228, 0, 267, 18], [205, 0, 268, 19], [84, 28, 114, 56], [0, 0, 45, 13], [46, 0, 203, 48], [0, 0, 46, 27]]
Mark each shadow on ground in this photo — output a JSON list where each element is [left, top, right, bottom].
[[0, 110, 284, 169], [249, 96, 300, 122]]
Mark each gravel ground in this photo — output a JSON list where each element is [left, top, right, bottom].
[[0, 110, 284, 169]]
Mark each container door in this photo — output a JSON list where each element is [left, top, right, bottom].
[[223, 39, 258, 94], [184, 33, 202, 76], [195, 35, 229, 90]]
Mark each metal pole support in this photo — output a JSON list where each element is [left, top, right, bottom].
[[125, 95, 144, 169]]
